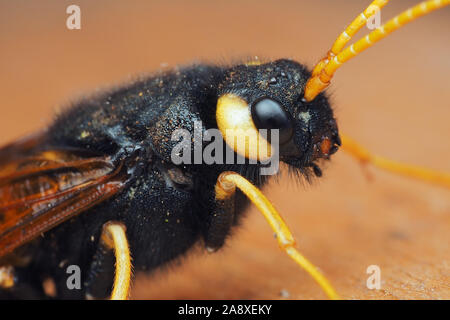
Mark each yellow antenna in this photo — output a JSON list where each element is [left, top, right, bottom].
[[311, 0, 390, 79], [304, 0, 450, 102]]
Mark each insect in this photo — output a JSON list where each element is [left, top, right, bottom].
[[0, 0, 449, 300]]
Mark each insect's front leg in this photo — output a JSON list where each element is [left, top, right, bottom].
[[85, 222, 131, 300], [203, 175, 236, 252]]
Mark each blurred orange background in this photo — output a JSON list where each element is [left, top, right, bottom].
[[0, 0, 449, 299]]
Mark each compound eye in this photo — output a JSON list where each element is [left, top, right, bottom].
[[251, 97, 294, 144]]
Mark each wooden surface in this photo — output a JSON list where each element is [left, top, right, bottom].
[[0, 0, 449, 299]]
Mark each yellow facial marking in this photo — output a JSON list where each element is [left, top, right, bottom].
[[216, 94, 272, 161]]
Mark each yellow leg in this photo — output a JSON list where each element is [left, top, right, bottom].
[[101, 221, 132, 300], [340, 134, 450, 189], [0, 265, 14, 289], [216, 172, 341, 300]]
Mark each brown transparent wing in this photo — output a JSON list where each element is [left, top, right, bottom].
[[0, 135, 128, 257]]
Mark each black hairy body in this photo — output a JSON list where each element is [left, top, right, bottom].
[[0, 59, 338, 299]]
